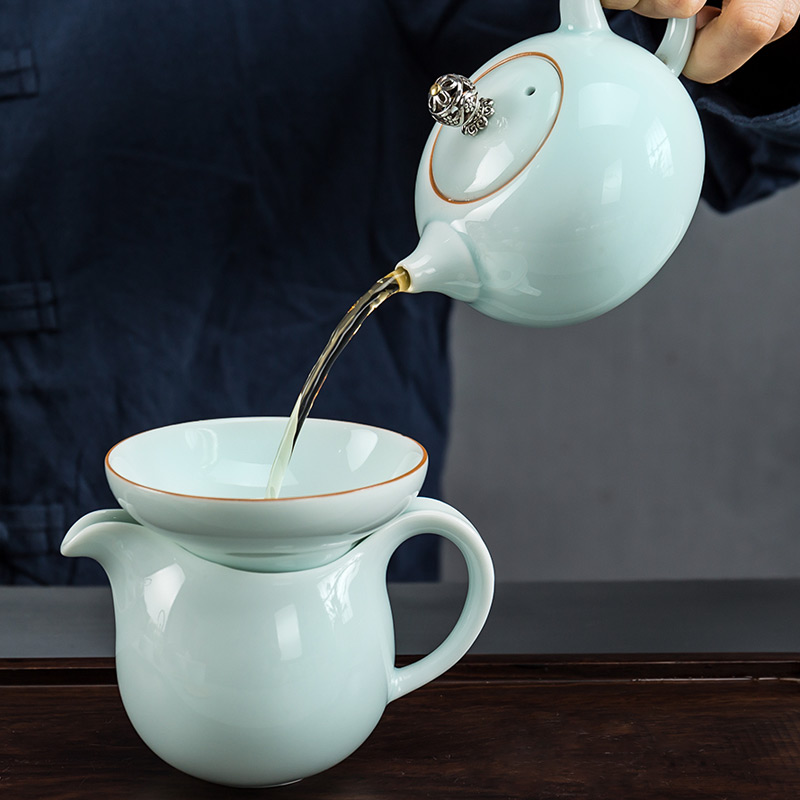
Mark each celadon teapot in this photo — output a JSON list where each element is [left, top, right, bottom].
[[400, 0, 705, 325]]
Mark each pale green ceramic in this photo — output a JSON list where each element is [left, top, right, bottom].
[[61, 418, 494, 787], [401, 0, 705, 325]]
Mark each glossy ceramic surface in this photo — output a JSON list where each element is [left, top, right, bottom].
[[402, 0, 705, 325], [61, 419, 494, 787], [104, 417, 428, 571]]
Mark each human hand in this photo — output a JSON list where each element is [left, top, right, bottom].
[[601, 0, 799, 83]]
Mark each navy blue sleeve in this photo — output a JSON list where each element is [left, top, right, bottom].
[[384, 0, 559, 82]]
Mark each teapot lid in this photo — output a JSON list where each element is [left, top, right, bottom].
[[428, 53, 563, 204]]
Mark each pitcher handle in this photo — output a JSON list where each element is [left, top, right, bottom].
[[654, 15, 696, 76], [367, 497, 494, 702]]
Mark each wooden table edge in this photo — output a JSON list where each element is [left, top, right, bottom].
[[2, 652, 800, 686]]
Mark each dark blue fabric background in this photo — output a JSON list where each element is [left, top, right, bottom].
[[1, 1, 798, 584]]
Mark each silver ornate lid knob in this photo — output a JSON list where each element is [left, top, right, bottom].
[[428, 74, 495, 136]]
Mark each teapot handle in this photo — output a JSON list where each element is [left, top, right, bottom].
[[366, 497, 494, 702], [560, 1, 696, 76], [654, 15, 696, 76]]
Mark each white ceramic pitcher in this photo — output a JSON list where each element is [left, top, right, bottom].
[[61, 418, 494, 787]]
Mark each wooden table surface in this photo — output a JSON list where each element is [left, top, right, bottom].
[[3, 653, 800, 799]]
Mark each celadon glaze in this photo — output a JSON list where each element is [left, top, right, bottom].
[[102, 417, 433, 572], [401, 0, 705, 325], [61, 419, 494, 788]]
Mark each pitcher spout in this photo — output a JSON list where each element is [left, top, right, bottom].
[[62, 508, 136, 559], [62, 508, 177, 586]]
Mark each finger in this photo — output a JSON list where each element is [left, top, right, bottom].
[[695, 5, 722, 29], [682, 0, 787, 82], [770, 0, 800, 40], [601, 0, 705, 17]]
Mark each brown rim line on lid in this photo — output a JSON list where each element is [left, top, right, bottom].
[[428, 52, 564, 205]]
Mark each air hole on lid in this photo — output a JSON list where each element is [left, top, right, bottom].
[[525, 86, 536, 96]]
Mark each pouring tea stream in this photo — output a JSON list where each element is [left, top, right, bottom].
[[267, 0, 705, 496]]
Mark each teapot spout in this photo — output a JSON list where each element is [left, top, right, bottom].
[[399, 222, 481, 302], [559, 0, 609, 32]]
